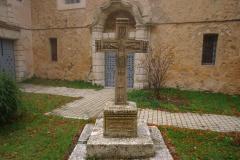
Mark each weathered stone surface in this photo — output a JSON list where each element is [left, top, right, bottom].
[[0, 0, 33, 81], [149, 126, 174, 160], [29, 0, 240, 94], [69, 121, 174, 160], [78, 124, 94, 144], [69, 144, 87, 160], [104, 101, 138, 138], [87, 119, 155, 159], [151, 23, 240, 94]]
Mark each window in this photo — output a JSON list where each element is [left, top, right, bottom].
[[202, 34, 218, 65], [57, 0, 86, 10], [65, 0, 80, 4], [50, 38, 58, 62]]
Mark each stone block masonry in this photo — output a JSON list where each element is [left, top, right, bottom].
[[104, 101, 138, 138], [0, 0, 33, 81], [86, 119, 155, 159]]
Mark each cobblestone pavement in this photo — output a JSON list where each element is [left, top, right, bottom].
[[21, 84, 240, 132], [52, 89, 114, 119], [138, 109, 240, 132]]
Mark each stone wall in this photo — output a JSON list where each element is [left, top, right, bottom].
[[30, 0, 240, 94], [0, 0, 33, 80], [32, 28, 91, 80], [151, 22, 240, 94], [149, 0, 240, 23]]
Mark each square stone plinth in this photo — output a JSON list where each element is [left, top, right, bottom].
[[86, 119, 155, 159], [104, 101, 138, 138]]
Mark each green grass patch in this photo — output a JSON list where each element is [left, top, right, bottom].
[[22, 77, 103, 90], [128, 88, 240, 116], [0, 93, 87, 160], [160, 127, 240, 160]]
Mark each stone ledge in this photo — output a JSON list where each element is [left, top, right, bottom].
[[104, 101, 137, 114], [78, 124, 94, 144]]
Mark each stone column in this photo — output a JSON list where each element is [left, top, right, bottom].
[[134, 53, 147, 89], [14, 40, 26, 81], [92, 25, 105, 86], [134, 25, 148, 89]]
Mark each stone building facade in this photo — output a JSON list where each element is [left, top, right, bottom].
[[0, 0, 33, 80], [1, 0, 240, 94]]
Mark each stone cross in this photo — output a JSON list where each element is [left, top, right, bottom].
[[96, 18, 148, 105]]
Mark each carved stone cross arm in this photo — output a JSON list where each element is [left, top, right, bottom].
[[124, 40, 149, 53], [96, 39, 149, 53], [96, 40, 119, 52]]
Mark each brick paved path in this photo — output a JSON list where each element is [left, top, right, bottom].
[[52, 89, 114, 119], [21, 84, 240, 132], [138, 109, 240, 132]]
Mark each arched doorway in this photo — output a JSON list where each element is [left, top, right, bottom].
[[91, 0, 151, 89]]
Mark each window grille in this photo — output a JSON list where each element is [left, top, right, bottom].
[[50, 38, 58, 62], [202, 34, 218, 65], [65, 0, 80, 4]]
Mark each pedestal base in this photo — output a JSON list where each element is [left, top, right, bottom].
[[104, 101, 138, 138], [86, 119, 155, 159]]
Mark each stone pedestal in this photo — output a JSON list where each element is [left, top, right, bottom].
[[104, 101, 137, 138], [86, 119, 155, 159], [86, 101, 155, 159]]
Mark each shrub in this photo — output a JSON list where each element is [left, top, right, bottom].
[[142, 45, 174, 97], [0, 74, 21, 124]]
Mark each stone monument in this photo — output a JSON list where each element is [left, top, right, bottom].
[[86, 18, 155, 159]]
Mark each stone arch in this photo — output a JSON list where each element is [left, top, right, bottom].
[[92, 0, 148, 29], [104, 10, 136, 32], [91, 0, 152, 88]]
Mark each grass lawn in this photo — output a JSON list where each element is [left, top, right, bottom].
[[22, 77, 103, 90], [128, 88, 240, 116], [0, 93, 88, 160], [160, 127, 240, 160]]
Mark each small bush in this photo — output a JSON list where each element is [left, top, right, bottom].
[[0, 74, 21, 123]]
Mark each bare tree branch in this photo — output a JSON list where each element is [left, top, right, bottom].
[[142, 44, 174, 97]]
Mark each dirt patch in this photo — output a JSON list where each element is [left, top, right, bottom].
[[231, 107, 240, 117], [229, 132, 240, 146], [157, 95, 190, 106]]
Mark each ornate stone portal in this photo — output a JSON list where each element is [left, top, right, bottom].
[[86, 18, 155, 159], [91, 0, 151, 88]]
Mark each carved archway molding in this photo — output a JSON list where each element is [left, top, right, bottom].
[[91, 0, 151, 89], [92, 0, 151, 30]]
